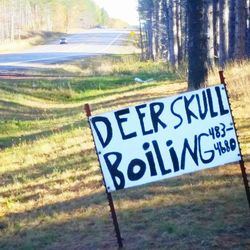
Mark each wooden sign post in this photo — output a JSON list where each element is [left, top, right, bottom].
[[84, 104, 123, 248]]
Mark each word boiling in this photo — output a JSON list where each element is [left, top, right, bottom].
[[103, 134, 236, 190]]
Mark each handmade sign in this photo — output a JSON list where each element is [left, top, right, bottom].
[[89, 84, 241, 192]]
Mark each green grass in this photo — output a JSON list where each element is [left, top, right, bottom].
[[0, 58, 181, 149], [0, 56, 250, 249]]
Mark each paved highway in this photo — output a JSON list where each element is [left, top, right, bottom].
[[0, 29, 136, 72]]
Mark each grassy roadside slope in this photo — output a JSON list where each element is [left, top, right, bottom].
[[0, 58, 249, 249]]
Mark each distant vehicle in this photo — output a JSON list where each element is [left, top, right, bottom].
[[94, 25, 107, 29], [59, 37, 67, 44]]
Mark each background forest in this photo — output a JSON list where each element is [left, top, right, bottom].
[[138, 0, 250, 68], [0, 0, 119, 43]]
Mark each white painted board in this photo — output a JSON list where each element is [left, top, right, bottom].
[[89, 84, 241, 192]]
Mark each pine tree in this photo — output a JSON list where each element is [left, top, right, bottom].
[[187, 0, 208, 89], [219, 0, 229, 67], [228, 0, 236, 59], [205, 0, 215, 67], [235, 0, 247, 59], [168, 0, 178, 66]]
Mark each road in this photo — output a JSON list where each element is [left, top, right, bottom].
[[0, 29, 136, 73]]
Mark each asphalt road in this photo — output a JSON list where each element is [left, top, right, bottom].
[[0, 29, 135, 72]]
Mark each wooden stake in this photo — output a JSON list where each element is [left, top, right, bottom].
[[219, 71, 250, 209], [84, 104, 123, 248]]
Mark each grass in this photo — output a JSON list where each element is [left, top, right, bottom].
[[0, 56, 250, 249]]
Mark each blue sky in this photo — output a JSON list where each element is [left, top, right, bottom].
[[93, 0, 139, 25]]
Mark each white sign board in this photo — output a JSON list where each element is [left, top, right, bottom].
[[89, 84, 241, 192]]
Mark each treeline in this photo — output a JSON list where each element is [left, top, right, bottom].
[[138, 0, 250, 67], [0, 0, 109, 43]]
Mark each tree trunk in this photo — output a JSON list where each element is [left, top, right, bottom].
[[139, 16, 145, 60], [219, 0, 229, 68], [182, 0, 188, 61], [187, 0, 208, 90], [146, 9, 154, 60], [213, 0, 220, 64], [160, 0, 169, 60], [153, 0, 160, 59], [176, 0, 183, 64], [235, 0, 247, 59], [168, 0, 178, 66], [228, 0, 236, 59], [205, 0, 214, 67]]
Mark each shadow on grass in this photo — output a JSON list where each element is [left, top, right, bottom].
[[1, 168, 250, 250], [0, 100, 46, 120], [0, 99, 84, 121], [92, 84, 187, 112], [0, 81, 186, 149], [0, 119, 87, 148], [0, 70, 181, 103], [0, 147, 97, 187]]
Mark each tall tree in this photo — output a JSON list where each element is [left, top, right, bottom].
[[146, 0, 154, 60], [219, 0, 229, 67], [228, 0, 236, 59], [187, 0, 208, 89], [139, 15, 145, 60], [138, 0, 154, 60], [168, 0, 178, 66], [159, 0, 168, 60], [176, 0, 183, 64], [235, 0, 247, 59], [205, 0, 215, 67], [153, 0, 160, 59], [213, 0, 220, 64]]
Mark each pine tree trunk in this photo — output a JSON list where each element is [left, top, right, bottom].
[[228, 0, 236, 59], [235, 0, 247, 59], [182, 0, 188, 61], [159, 0, 168, 60], [154, 0, 160, 59], [168, 0, 178, 66], [219, 0, 229, 68], [213, 0, 220, 64], [205, 0, 214, 67], [146, 9, 154, 60], [139, 16, 145, 61], [187, 0, 208, 90], [176, 0, 183, 64]]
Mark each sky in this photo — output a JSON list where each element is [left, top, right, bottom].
[[93, 0, 139, 25]]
